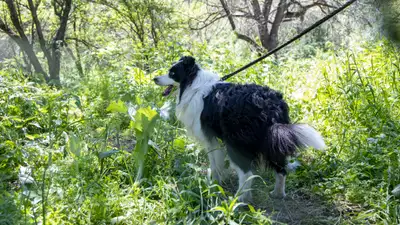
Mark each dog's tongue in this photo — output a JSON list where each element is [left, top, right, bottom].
[[162, 85, 174, 96]]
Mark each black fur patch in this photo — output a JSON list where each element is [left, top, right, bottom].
[[201, 83, 299, 173]]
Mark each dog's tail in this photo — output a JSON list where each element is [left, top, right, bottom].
[[269, 124, 326, 156]]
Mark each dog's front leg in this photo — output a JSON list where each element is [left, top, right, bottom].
[[207, 146, 227, 184], [187, 122, 227, 184]]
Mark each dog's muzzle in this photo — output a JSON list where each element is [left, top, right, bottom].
[[153, 76, 175, 96]]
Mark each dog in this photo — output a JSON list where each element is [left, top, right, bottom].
[[153, 56, 325, 202]]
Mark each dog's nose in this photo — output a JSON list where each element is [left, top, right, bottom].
[[153, 77, 158, 83]]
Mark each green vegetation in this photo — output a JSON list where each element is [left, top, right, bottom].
[[1, 0, 399, 224]]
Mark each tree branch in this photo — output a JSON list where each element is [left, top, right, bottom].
[[96, 0, 146, 44], [285, 0, 337, 20], [0, 17, 21, 42], [27, 0, 53, 63], [5, 0, 26, 38], [219, 0, 236, 30], [189, 14, 227, 30], [3, 0, 49, 80], [219, 0, 263, 52], [262, 0, 273, 20], [53, 0, 62, 18], [251, 0, 262, 20], [65, 37, 99, 49], [54, 0, 72, 41], [235, 32, 264, 52], [188, 10, 254, 31]]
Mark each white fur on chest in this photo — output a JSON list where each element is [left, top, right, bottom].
[[175, 69, 219, 145]]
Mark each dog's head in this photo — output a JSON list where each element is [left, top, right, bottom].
[[153, 56, 199, 97]]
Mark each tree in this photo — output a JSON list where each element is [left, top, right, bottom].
[[94, 0, 174, 48], [190, 0, 337, 52], [0, 0, 73, 86], [374, 0, 400, 45], [89, 0, 175, 72]]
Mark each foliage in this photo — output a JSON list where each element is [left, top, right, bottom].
[[1, 0, 400, 224], [374, 0, 400, 45], [0, 0, 73, 85], [1, 37, 399, 224]]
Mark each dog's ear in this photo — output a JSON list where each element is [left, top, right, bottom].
[[180, 56, 196, 67]]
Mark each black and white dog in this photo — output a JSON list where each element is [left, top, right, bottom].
[[154, 56, 325, 202]]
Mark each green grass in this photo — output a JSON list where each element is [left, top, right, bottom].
[[0, 40, 399, 224]]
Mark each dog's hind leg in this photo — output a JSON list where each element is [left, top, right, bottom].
[[270, 170, 287, 199], [230, 162, 253, 202], [267, 157, 288, 199]]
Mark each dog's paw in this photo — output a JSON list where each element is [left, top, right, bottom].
[[269, 190, 286, 199]]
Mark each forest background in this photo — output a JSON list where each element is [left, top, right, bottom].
[[1, 0, 400, 224]]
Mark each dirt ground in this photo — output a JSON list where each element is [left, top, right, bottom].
[[258, 189, 340, 225], [223, 171, 341, 225]]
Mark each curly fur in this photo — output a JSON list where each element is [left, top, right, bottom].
[[154, 56, 325, 202], [202, 83, 295, 173]]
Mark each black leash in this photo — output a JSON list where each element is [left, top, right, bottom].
[[220, 0, 357, 81]]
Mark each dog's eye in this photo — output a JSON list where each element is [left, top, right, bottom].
[[170, 72, 175, 76]]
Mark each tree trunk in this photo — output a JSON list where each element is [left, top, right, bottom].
[[1, 1, 49, 81], [49, 0, 72, 86], [265, 0, 287, 50], [1, 0, 74, 86], [49, 43, 61, 86], [19, 38, 48, 78]]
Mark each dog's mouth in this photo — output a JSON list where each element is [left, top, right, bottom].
[[162, 85, 175, 96]]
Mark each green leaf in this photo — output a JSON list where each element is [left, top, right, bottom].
[[133, 67, 146, 84], [231, 202, 246, 212], [173, 138, 185, 149], [179, 190, 201, 199], [247, 204, 256, 213], [106, 100, 127, 113], [132, 107, 159, 182], [71, 95, 82, 109], [133, 139, 148, 182], [68, 133, 81, 158], [25, 134, 36, 140], [217, 185, 226, 196], [3, 140, 16, 148], [229, 221, 239, 225], [228, 197, 238, 212], [211, 206, 227, 213], [99, 149, 119, 159], [133, 107, 158, 136], [137, 107, 158, 121], [29, 122, 42, 129]]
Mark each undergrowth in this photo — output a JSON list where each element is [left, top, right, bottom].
[[1, 40, 399, 224]]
